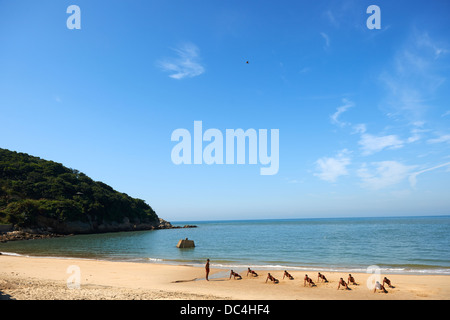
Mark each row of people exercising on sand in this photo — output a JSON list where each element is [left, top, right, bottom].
[[205, 260, 392, 293], [232, 268, 393, 293]]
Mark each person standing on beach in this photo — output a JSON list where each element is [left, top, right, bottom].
[[205, 259, 210, 281]]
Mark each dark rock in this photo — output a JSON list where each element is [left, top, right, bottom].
[[0, 218, 197, 243]]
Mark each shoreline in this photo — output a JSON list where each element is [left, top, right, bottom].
[[1, 251, 449, 277], [1, 255, 449, 300]]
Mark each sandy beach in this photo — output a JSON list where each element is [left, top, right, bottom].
[[1, 254, 449, 300]]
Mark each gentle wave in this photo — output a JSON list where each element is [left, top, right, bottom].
[[211, 264, 450, 275], [0, 251, 27, 257], [147, 257, 164, 262], [0, 251, 98, 261], [2, 251, 449, 275], [155, 259, 450, 275]]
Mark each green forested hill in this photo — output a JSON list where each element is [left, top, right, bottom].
[[0, 148, 159, 233]]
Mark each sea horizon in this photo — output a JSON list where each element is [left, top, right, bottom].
[[171, 213, 450, 224]]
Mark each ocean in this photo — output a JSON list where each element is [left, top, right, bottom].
[[1, 216, 449, 275]]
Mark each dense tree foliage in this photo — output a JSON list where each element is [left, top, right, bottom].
[[0, 148, 158, 228]]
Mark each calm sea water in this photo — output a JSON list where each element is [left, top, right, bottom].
[[1, 216, 449, 275]]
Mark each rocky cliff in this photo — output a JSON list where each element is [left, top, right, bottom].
[[0, 148, 173, 236]]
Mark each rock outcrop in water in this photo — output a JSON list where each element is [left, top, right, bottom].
[[176, 238, 195, 248]]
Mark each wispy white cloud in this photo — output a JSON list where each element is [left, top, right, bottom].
[[318, 31, 449, 190], [330, 98, 354, 127], [409, 162, 450, 187], [352, 123, 367, 134], [358, 133, 404, 155], [157, 43, 205, 79], [286, 178, 300, 184], [358, 161, 416, 190], [379, 31, 448, 123], [315, 149, 351, 183], [320, 32, 330, 49], [299, 67, 311, 74], [406, 133, 420, 143], [416, 32, 449, 59], [427, 134, 450, 144], [324, 10, 339, 27]]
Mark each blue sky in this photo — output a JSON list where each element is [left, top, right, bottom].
[[1, 0, 449, 221]]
